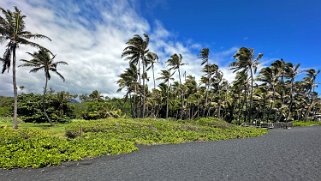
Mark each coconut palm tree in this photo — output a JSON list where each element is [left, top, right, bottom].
[[303, 69, 320, 121], [0, 7, 51, 129], [257, 66, 280, 122], [117, 63, 138, 118], [284, 63, 300, 120], [157, 69, 174, 118], [167, 54, 185, 119], [200, 48, 210, 116], [230, 47, 263, 123], [121, 34, 150, 118], [145, 52, 158, 90], [19, 49, 67, 124]]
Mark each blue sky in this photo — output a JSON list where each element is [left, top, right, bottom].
[[0, 0, 320, 96], [139, 0, 321, 66]]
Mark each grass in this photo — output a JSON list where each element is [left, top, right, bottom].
[[0, 117, 267, 169], [292, 120, 321, 127]]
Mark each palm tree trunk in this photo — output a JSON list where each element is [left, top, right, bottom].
[[142, 57, 146, 118], [12, 46, 18, 129], [286, 78, 294, 121], [43, 75, 52, 124], [218, 89, 221, 118], [129, 94, 134, 118], [166, 81, 170, 119], [244, 85, 248, 123], [178, 68, 184, 119], [137, 60, 141, 118], [205, 61, 209, 117], [249, 67, 254, 124], [268, 86, 276, 123], [152, 64, 156, 90], [152, 64, 157, 117]]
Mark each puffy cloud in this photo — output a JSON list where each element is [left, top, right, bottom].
[[0, 0, 242, 97]]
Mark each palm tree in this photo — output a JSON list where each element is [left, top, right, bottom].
[[167, 54, 185, 119], [230, 47, 263, 124], [121, 34, 150, 118], [284, 63, 300, 121], [117, 63, 138, 118], [19, 49, 67, 124], [200, 48, 210, 116], [0, 7, 51, 129], [157, 69, 174, 118], [271, 59, 286, 104], [145, 52, 158, 90], [303, 69, 320, 121], [257, 66, 279, 122]]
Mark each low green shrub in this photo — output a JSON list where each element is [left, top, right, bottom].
[[293, 120, 321, 127], [0, 118, 267, 169], [0, 128, 137, 169]]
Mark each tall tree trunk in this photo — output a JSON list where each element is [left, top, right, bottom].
[[137, 60, 141, 118], [304, 87, 314, 121], [12, 46, 18, 129], [142, 57, 146, 118], [268, 86, 276, 123], [43, 75, 52, 125], [129, 94, 134, 118], [249, 67, 254, 124], [204, 60, 209, 117], [152, 64, 156, 90], [244, 85, 248, 123], [166, 81, 170, 119], [178, 68, 184, 119], [286, 78, 294, 121]]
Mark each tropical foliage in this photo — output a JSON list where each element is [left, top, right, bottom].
[[119, 35, 321, 123]]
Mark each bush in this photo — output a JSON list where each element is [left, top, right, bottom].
[[17, 93, 75, 123], [81, 101, 123, 120]]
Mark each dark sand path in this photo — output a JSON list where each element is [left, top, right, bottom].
[[1, 126, 321, 181]]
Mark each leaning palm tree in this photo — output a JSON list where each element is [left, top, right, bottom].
[[303, 69, 320, 121], [230, 47, 263, 124], [284, 63, 300, 120], [257, 66, 279, 122], [117, 63, 138, 118], [19, 49, 67, 124], [121, 34, 150, 118], [0, 7, 51, 129], [157, 69, 174, 118], [167, 54, 185, 119], [200, 48, 210, 116], [145, 52, 158, 90]]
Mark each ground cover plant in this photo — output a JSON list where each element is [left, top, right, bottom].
[[0, 117, 267, 169], [292, 120, 321, 127]]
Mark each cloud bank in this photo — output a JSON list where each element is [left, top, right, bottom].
[[0, 0, 239, 97]]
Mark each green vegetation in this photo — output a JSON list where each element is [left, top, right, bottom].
[[0, 117, 266, 169], [119, 34, 321, 125], [293, 121, 321, 127]]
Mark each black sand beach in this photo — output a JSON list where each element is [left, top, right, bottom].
[[1, 126, 321, 181]]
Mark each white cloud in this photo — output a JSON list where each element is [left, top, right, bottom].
[[0, 0, 242, 97]]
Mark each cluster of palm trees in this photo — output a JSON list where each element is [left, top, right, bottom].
[[119, 34, 321, 124], [0, 7, 67, 128]]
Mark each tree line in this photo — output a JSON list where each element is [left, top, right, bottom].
[[118, 34, 321, 124], [1, 6, 320, 129]]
